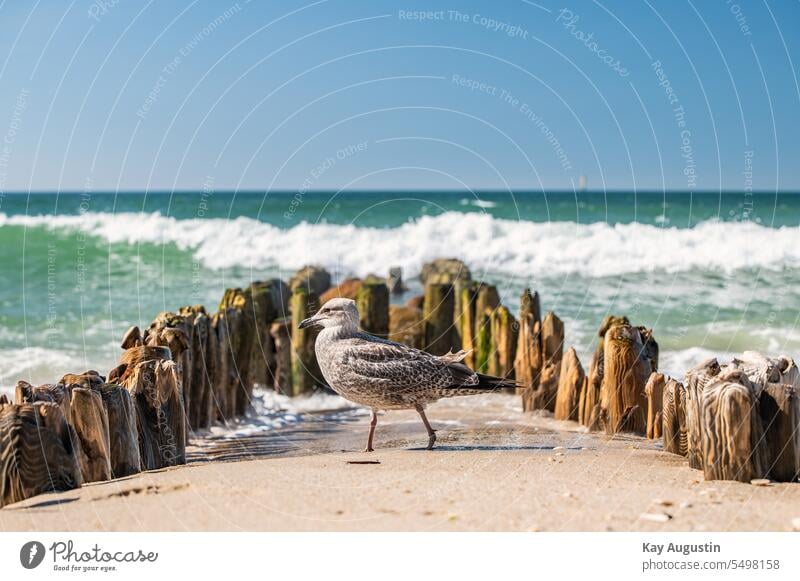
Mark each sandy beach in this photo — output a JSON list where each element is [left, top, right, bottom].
[[2, 394, 798, 532]]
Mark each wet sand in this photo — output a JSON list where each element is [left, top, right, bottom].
[[1, 394, 799, 531]]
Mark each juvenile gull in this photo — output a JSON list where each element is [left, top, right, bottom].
[[299, 298, 516, 451]]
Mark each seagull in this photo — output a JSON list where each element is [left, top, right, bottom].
[[299, 297, 516, 451]]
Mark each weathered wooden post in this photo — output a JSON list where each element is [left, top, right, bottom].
[[122, 359, 186, 470], [554, 347, 585, 421], [600, 324, 652, 435], [357, 276, 390, 338], [388, 305, 425, 349], [97, 384, 141, 478], [15, 381, 72, 425], [270, 319, 292, 394], [701, 373, 769, 482], [458, 282, 478, 367], [219, 289, 256, 415], [70, 387, 112, 483], [291, 286, 320, 395], [247, 279, 290, 391], [0, 403, 82, 508], [472, 284, 499, 372], [760, 382, 800, 482], [541, 311, 564, 369], [514, 289, 542, 410], [488, 305, 517, 381], [644, 372, 666, 439], [662, 377, 687, 456], [290, 265, 332, 298], [684, 358, 721, 469], [212, 310, 237, 421], [423, 283, 455, 356]]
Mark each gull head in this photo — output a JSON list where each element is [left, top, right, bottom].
[[298, 298, 359, 330]]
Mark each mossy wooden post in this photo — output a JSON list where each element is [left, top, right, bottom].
[[488, 305, 517, 382], [357, 276, 390, 339], [644, 372, 666, 439], [70, 387, 112, 483], [458, 283, 478, 367], [291, 287, 320, 395], [514, 289, 542, 410], [473, 284, 499, 372], [662, 378, 687, 456], [600, 324, 651, 435], [247, 280, 290, 391], [0, 403, 83, 508], [212, 311, 236, 421], [98, 384, 141, 478], [684, 358, 721, 469], [270, 319, 292, 394], [423, 283, 455, 356], [388, 305, 424, 349], [554, 347, 585, 421], [701, 374, 769, 482], [760, 383, 800, 482], [220, 288, 256, 415]]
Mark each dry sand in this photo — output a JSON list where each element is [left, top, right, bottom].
[[2, 394, 799, 531]]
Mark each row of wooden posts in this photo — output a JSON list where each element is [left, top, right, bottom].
[[2, 259, 798, 507]]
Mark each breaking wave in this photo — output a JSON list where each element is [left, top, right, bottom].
[[2, 211, 799, 278]]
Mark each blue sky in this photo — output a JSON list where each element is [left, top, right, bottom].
[[0, 0, 797, 192]]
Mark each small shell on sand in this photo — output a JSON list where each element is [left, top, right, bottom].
[[639, 512, 672, 523], [750, 479, 772, 487]]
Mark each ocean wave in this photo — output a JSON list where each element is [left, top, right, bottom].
[[2, 211, 800, 278]]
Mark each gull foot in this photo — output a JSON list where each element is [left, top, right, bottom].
[[363, 446, 375, 453], [426, 431, 437, 450]]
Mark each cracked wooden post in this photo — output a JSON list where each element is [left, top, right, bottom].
[[645, 372, 666, 439], [514, 289, 542, 412], [0, 403, 83, 508], [423, 283, 455, 356], [555, 347, 585, 421], [488, 305, 517, 382], [15, 381, 72, 425], [600, 324, 652, 435], [70, 387, 112, 483], [357, 276, 390, 339], [701, 372, 769, 482], [662, 377, 687, 456], [270, 319, 292, 394], [97, 384, 141, 479], [582, 315, 629, 430], [684, 358, 721, 470], [291, 286, 320, 395], [760, 382, 800, 482]]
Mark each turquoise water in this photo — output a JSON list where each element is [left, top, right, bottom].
[[1, 191, 799, 392]]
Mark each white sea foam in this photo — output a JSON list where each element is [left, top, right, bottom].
[[3, 211, 800, 278], [0, 346, 104, 393]]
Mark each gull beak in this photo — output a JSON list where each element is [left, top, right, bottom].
[[298, 315, 318, 329]]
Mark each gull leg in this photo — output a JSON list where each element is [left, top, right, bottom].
[[415, 404, 437, 450], [364, 409, 378, 452]]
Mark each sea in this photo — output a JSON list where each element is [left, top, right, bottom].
[[1, 190, 798, 398]]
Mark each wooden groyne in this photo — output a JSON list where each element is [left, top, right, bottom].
[[2, 258, 799, 508]]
